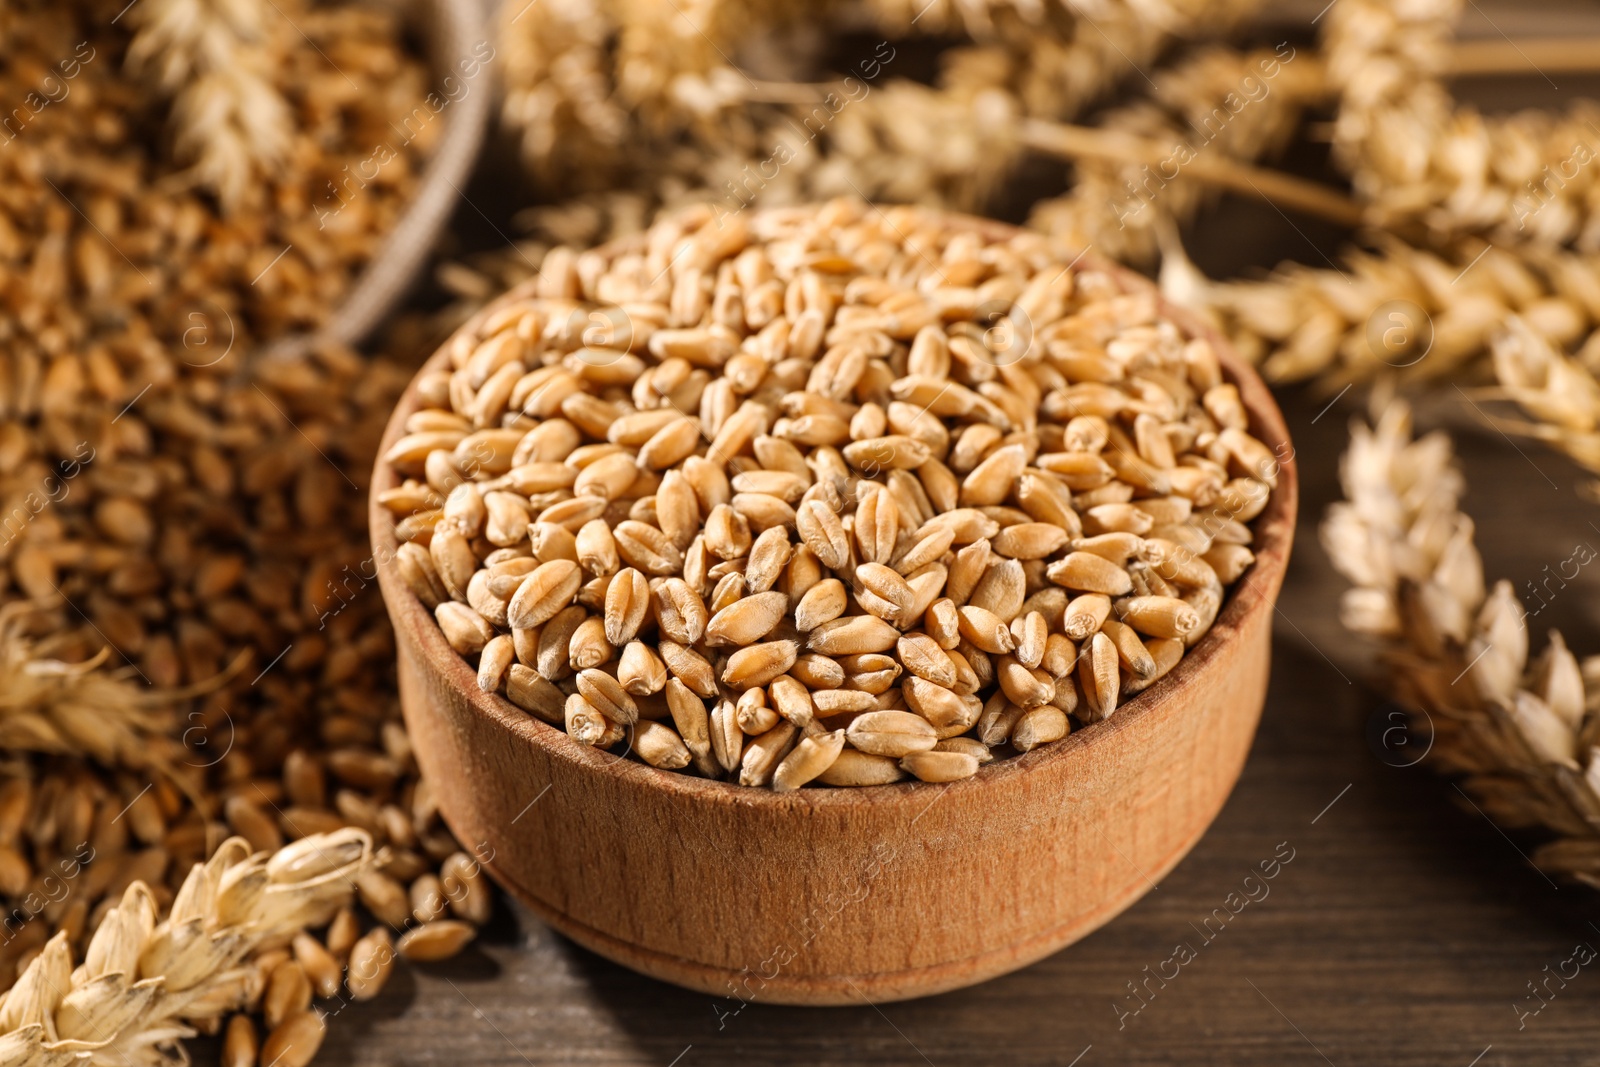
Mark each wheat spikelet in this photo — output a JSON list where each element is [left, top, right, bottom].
[[0, 829, 370, 1066], [794, 76, 1027, 207], [498, 0, 798, 192], [1323, 0, 1459, 199], [126, 0, 293, 211], [1325, 399, 1600, 886], [862, 0, 1261, 119], [1487, 316, 1600, 475], [0, 605, 183, 775], [498, 0, 627, 189]]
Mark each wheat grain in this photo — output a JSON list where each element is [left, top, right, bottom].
[[396, 920, 477, 962], [437, 854, 490, 927], [345, 927, 395, 1002], [844, 711, 939, 758], [384, 203, 1276, 789], [899, 749, 980, 782], [772, 729, 846, 792], [738, 722, 799, 788]]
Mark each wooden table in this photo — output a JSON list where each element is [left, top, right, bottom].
[[313, 7, 1600, 1061]]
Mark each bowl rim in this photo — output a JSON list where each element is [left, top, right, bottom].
[[369, 207, 1298, 811]]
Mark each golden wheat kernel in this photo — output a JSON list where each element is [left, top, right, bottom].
[[653, 577, 710, 645], [816, 748, 906, 786], [790, 575, 851, 633], [1047, 552, 1134, 596], [635, 720, 693, 770], [435, 603, 493, 655], [806, 615, 901, 656], [969, 558, 1027, 621], [734, 686, 780, 735], [844, 711, 938, 758], [507, 559, 584, 628], [740, 722, 799, 787], [507, 665, 565, 724], [899, 750, 980, 782], [791, 652, 848, 690], [262, 1011, 327, 1067], [1116, 595, 1201, 640], [397, 920, 478, 962], [706, 589, 789, 646], [773, 729, 847, 792], [723, 640, 800, 689], [617, 641, 669, 696]]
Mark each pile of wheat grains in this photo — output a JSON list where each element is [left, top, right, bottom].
[[380, 200, 1281, 790], [0, 0, 433, 376], [0, 0, 490, 1049]]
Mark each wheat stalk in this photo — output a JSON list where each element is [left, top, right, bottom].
[[1025, 43, 1329, 264], [126, 0, 293, 211], [0, 829, 370, 1067], [1324, 399, 1600, 885]]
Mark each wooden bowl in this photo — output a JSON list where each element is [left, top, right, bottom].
[[370, 214, 1297, 1006]]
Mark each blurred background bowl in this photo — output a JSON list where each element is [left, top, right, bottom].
[[266, 0, 490, 358]]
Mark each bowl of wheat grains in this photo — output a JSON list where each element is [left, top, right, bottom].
[[370, 202, 1296, 1005]]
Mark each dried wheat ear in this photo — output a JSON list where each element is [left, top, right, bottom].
[[125, 0, 294, 211], [1149, 0, 1600, 410], [494, 0, 1276, 259], [1325, 400, 1600, 886], [381, 200, 1280, 789], [1325, 0, 1600, 250], [0, 829, 370, 1067]]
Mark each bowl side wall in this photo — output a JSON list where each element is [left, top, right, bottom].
[[389, 569, 1275, 1003]]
